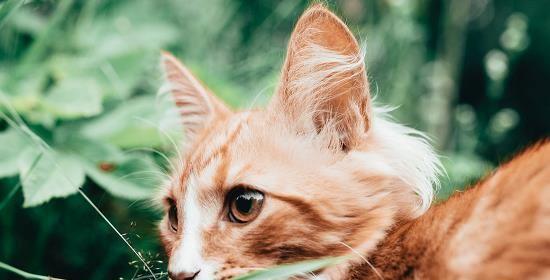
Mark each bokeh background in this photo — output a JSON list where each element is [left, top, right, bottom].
[[0, 0, 548, 279]]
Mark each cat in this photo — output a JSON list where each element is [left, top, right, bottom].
[[351, 140, 550, 279], [157, 4, 549, 280]]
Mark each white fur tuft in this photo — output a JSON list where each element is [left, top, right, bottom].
[[367, 105, 442, 216]]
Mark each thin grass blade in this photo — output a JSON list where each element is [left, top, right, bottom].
[[234, 256, 349, 280]]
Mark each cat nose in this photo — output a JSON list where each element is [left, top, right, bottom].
[[168, 270, 200, 280]]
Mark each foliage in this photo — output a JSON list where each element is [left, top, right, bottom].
[[0, 0, 548, 279], [234, 256, 349, 280]]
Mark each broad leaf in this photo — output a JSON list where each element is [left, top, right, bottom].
[[59, 134, 161, 200], [80, 95, 181, 148], [55, 132, 125, 164], [0, 128, 32, 178], [79, 154, 161, 200], [42, 78, 103, 119], [18, 148, 85, 207]]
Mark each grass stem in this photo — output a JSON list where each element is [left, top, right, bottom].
[[0, 261, 65, 280]]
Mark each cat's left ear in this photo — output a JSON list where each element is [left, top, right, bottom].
[[161, 52, 231, 141], [271, 4, 371, 150]]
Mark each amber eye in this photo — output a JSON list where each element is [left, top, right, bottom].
[[168, 203, 178, 232], [228, 187, 264, 223]]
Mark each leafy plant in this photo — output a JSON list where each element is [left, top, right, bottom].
[[0, 0, 181, 207], [0, 0, 546, 279]]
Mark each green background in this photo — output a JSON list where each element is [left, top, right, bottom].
[[0, 0, 548, 279]]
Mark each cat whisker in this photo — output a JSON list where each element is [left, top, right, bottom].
[[246, 83, 274, 110], [118, 170, 172, 182], [133, 116, 186, 173], [125, 147, 176, 174], [338, 242, 383, 280]]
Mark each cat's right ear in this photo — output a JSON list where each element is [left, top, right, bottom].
[[161, 52, 231, 141], [270, 4, 371, 150]]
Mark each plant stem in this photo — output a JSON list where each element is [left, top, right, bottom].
[[0, 0, 26, 29], [15, 0, 74, 79], [0, 152, 44, 212], [0, 261, 65, 280], [78, 189, 158, 279], [0, 184, 20, 212]]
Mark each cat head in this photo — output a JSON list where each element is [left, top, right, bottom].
[[158, 4, 440, 280]]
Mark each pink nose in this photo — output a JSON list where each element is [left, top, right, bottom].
[[168, 270, 200, 280]]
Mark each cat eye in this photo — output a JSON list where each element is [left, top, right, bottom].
[[228, 187, 264, 223], [168, 203, 178, 232]]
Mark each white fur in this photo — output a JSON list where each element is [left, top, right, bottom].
[[275, 39, 441, 216], [168, 174, 217, 279], [367, 107, 441, 216]]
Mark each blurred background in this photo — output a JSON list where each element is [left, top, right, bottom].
[[0, 0, 548, 279]]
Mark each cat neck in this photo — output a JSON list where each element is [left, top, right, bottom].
[[346, 197, 468, 279], [345, 188, 479, 279], [346, 140, 550, 279]]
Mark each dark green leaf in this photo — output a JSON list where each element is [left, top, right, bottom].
[[0, 128, 31, 178]]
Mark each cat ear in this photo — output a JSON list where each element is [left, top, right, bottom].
[[271, 4, 371, 150], [161, 52, 231, 140]]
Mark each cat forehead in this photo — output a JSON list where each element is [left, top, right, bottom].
[[173, 112, 251, 187], [169, 111, 339, 200]]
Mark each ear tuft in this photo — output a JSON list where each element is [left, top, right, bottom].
[[160, 52, 230, 141], [292, 4, 360, 55]]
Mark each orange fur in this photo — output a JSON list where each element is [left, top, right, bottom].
[[157, 4, 548, 280], [351, 140, 550, 279]]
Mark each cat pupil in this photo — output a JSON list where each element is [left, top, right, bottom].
[[236, 196, 253, 214]]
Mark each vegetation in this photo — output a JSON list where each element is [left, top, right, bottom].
[[0, 0, 548, 279]]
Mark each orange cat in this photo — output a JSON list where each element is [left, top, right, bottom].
[[353, 140, 550, 279], [158, 4, 549, 280]]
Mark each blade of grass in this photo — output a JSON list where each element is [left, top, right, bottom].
[[0, 98, 158, 279], [78, 189, 157, 279], [233, 256, 349, 280], [131, 272, 168, 280], [0, 152, 44, 212], [0, 184, 20, 211], [0, 0, 26, 29], [0, 260, 65, 280], [15, 0, 74, 79]]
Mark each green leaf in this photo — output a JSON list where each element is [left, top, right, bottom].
[[234, 256, 349, 280], [80, 95, 181, 148], [79, 154, 161, 200], [42, 78, 103, 119], [18, 148, 85, 207], [57, 134, 160, 200], [9, 6, 48, 35], [0, 128, 32, 178], [54, 131, 123, 162], [0, 0, 25, 29]]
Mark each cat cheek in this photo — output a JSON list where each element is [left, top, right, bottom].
[[159, 232, 174, 257], [159, 222, 178, 257]]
